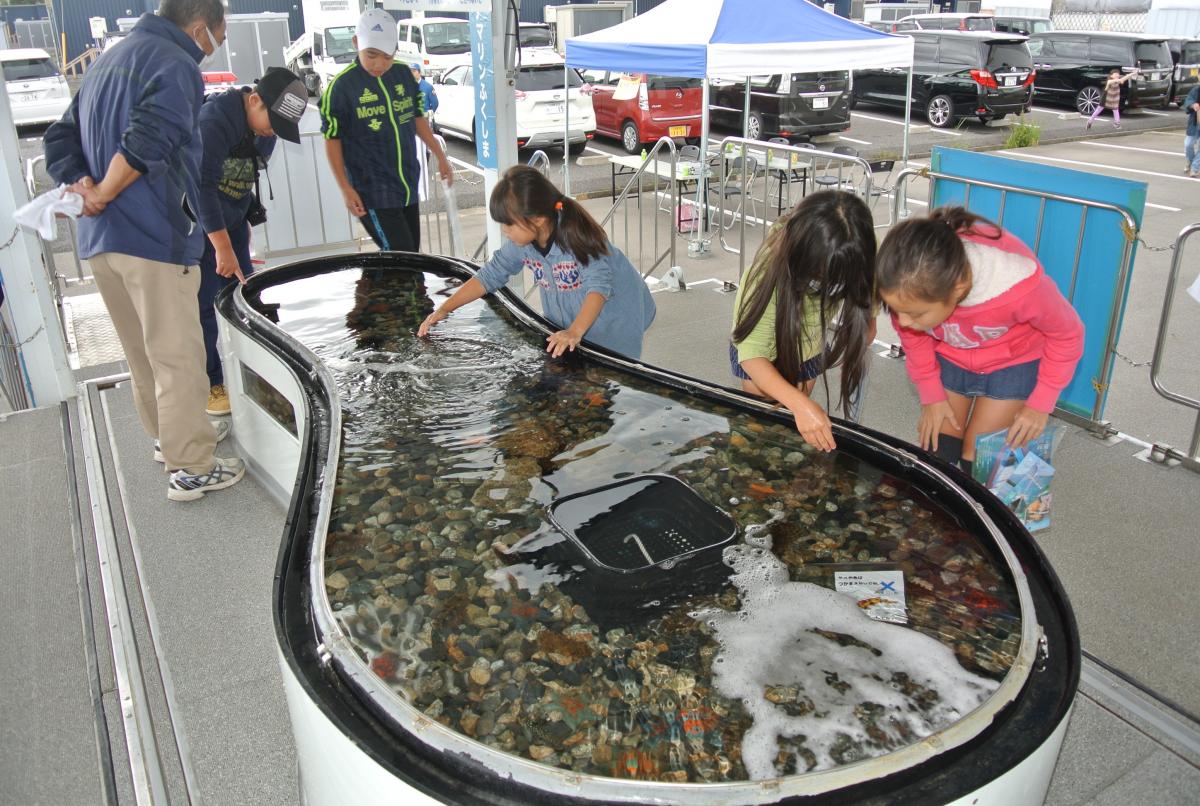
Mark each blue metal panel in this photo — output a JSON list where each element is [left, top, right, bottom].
[[928, 147, 1146, 421], [53, 0, 156, 63], [229, 0, 304, 41]]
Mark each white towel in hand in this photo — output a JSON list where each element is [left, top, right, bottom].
[[14, 185, 84, 240]]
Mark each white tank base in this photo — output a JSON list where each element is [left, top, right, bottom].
[[281, 649, 1073, 806]]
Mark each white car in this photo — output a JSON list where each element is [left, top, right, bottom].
[[433, 52, 595, 153], [0, 48, 72, 127]]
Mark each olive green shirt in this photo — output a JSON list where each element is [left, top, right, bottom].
[[732, 246, 834, 366]]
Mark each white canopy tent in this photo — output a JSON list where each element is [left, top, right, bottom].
[[560, 0, 915, 203]]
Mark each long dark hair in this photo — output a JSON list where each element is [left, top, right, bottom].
[[489, 165, 609, 266], [731, 190, 876, 417], [876, 206, 1000, 303]]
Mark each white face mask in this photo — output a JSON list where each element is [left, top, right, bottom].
[[195, 25, 222, 69]]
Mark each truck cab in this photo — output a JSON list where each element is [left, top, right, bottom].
[[395, 17, 472, 82], [285, 25, 357, 96]]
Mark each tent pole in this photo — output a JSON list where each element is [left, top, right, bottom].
[[902, 66, 912, 168], [564, 62, 571, 194], [692, 78, 711, 253], [743, 76, 751, 139]]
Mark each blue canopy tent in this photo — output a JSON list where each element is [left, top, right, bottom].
[[561, 0, 915, 204]]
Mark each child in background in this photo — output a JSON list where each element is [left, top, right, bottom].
[[418, 165, 656, 359], [875, 206, 1084, 472], [411, 63, 438, 118], [730, 191, 878, 453], [1086, 68, 1136, 130]]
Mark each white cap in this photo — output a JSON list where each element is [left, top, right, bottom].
[[355, 8, 397, 55]]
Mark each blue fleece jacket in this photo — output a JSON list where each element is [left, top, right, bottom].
[[197, 87, 276, 233], [44, 13, 206, 265]]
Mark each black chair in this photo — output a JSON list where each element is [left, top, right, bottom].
[[813, 145, 860, 192], [707, 155, 760, 229], [676, 144, 703, 196], [865, 159, 896, 212]]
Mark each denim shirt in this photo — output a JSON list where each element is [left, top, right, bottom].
[[1187, 85, 1200, 137], [475, 239, 656, 359]]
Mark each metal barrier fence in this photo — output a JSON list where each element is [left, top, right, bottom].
[[1149, 223, 1200, 472], [890, 166, 1137, 433], [0, 302, 31, 410], [711, 136, 874, 279], [600, 136, 680, 283]]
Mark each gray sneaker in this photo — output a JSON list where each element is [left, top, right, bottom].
[[167, 456, 245, 501], [154, 420, 230, 464]]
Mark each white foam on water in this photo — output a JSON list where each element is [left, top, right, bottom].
[[485, 562, 570, 594], [694, 541, 1000, 779]]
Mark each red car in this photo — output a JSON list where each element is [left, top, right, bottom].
[[581, 70, 703, 154]]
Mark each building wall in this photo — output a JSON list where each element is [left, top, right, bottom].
[[53, 0, 156, 63], [518, 0, 667, 23], [230, 0, 305, 41]]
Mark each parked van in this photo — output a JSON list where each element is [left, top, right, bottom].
[[395, 16, 471, 82], [993, 16, 1054, 35], [1028, 32, 1173, 113], [708, 72, 851, 140], [1165, 37, 1200, 105], [580, 70, 702, 153], [893, 13, 997, 32], [853, 31, 1034, 128]]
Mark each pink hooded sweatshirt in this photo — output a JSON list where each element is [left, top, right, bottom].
[[891, 225, 1085, 414]]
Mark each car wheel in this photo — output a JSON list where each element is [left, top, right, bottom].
[[620, 120, 641, 154], [568, 139, 588, 155], [746, 112, 764, 140], [926, 94, 955, 128], [1075, 85, 1103, 116]]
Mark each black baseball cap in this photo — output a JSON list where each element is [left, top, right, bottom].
[[255, 67, 307, 144]]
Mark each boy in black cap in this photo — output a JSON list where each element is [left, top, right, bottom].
[[197, 66, 306, 415]]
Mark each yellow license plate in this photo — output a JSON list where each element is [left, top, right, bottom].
[[669, 125, 688, 137]]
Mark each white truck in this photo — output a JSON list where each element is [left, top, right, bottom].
[[284, 0, 373, 96]]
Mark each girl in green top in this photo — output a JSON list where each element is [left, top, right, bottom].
[[731, 191, 877, 452]]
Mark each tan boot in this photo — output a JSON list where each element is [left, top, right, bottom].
[[206, 384, 231, 416]]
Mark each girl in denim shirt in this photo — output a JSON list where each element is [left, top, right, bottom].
[[419, 166, 656, 359]]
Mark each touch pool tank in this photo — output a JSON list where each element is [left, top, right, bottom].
[[215, 254, 1079, 805]]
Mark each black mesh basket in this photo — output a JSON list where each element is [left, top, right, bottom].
[[544, 475, 737, 628], [549, 474, 736, 573]]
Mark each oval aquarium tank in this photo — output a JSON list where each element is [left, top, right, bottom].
[[214, 254, 1079, 805]]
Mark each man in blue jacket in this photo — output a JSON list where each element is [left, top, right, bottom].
[[44, 0, 244, 502], [197, 67, 306, 416]]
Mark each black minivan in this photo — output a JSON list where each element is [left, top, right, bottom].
[[1027, 32, 1173, 113], [708, 72, 851, 140], [1166, 37, 1200, 106], [852, 31, 1034, 128]]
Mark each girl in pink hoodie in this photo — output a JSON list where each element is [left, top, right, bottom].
[[875, 207, 1084, 472]]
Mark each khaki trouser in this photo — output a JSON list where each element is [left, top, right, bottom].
[[88, 253, 216, 474]]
